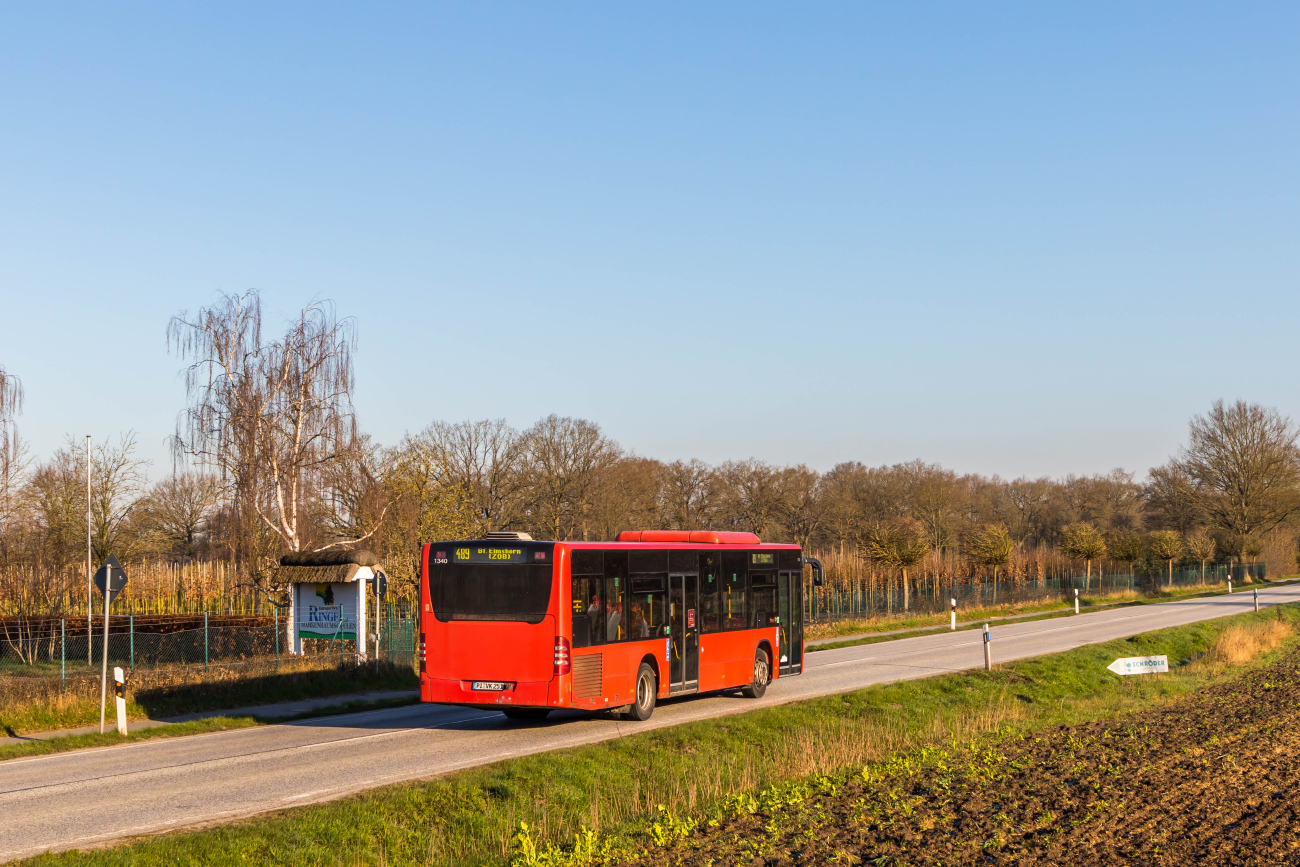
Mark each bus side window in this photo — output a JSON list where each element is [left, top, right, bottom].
[[629, 574, 666, 639], [750, 573, 777, 628], [571, 576, 592, 648], [700, 553, 720, 633], [603, 551, 628, 643], [721, 552, 747, 631], [605, 574, 625, 642]]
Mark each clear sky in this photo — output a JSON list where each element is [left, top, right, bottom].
[[2, 3, 1298, 481]]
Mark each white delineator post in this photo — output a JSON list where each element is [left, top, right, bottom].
[[98, 587, 111, 734], [113, 666, 127, 735], [950, 598, 957, 631], [1254, 589, 1259, 612], [1074, 588, 1080, 615], [982, 623, 992, 671], [1228, 578, 1233, 594]]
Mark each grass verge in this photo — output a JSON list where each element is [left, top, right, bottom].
[[0, 717, 260, 762], [0, 694, 420, 763], [0, 661, 418, 735], [19, 604, 1300, 867]]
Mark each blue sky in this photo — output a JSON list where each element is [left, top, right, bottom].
[[2, 3, 1298, 480]]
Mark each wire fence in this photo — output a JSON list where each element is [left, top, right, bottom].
[[802, 562, 1268, 624], [0, 606, 420, 690]]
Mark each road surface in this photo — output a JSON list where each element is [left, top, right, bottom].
[[3, 584, 1296, 862]]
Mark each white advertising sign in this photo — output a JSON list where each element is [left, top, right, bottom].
[[297, 582, 357, 639], [1106, 655, 1169, 676]]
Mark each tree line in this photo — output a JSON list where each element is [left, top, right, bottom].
[[1, 292, 1298, 611]]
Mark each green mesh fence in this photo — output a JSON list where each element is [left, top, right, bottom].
[[0, 609, 419, 684], [803, 562, 1268, 624]]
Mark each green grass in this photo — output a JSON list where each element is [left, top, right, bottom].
[[20, 603, 1299, 867], [0, 717, 261, 762], [0, 661, 418, 736], [0, 694, 421, 763]]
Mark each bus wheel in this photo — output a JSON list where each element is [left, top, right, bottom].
[[622, 663, 657, 721], [741, 649, 770, 698], [502, 708, 550, 721]]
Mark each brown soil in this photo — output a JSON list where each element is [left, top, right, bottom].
[[624, 652, 1300, 866]]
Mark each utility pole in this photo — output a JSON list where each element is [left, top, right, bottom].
[[86, 434, 91, 665]]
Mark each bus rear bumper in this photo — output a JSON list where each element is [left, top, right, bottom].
[[422, 676, 555, 708]]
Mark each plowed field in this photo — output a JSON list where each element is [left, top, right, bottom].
[[625, 651, 1300, 866]]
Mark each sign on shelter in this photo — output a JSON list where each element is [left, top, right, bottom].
[[279, 550, 385, 661]]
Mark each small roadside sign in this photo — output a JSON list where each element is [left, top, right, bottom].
[[94, 554, 129, 597], [1107, 655, 1169, 676]]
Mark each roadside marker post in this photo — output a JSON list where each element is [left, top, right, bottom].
[[1228, 578, 1233, 594], [113, 667, 127, 735], [982, 624, 992, 671], [950, 598, 957, 631], [93, 555, 128, 735], [1074, 588, 1080, 615], [1254, 589, 1259, 612]]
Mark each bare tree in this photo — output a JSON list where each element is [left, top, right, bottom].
[[1173, 400, 1300, 548], [422, 419, 531, 535], [662, 459, 717, 531], [525, 415, 620, 540], [1059, 522, 1107, 592], [966, 523, 1014, 581], [136, 472, 222, 561], [88, 433, 149, 562], [587, 457, 664, 540], [0, 365, 24, 539], [170, 291, 360, 557], [1146, 530, 1184, 589], [717, 459, 782, 539], [1184, 529, 1215, 585], [1143, 462, 1206, 534], [859, 518, 929, 610], [776, 465, 825, 550], [1106, 531, 1142, 577]]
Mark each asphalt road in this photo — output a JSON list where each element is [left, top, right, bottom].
[[4, 585, 1298, 862]]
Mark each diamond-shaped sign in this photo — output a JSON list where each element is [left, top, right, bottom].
[[93, 554, 129, 596]]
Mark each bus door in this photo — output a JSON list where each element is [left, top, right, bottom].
[[778, 570, 803, 674], [668, 573, 699, 693]]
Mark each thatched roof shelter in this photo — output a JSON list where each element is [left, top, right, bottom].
[[277, 550, 380, 584]]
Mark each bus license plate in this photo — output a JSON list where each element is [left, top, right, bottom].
[[472, 681, 508, 691]]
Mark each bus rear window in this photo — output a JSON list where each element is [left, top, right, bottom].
[[429, 562, 554, 624]]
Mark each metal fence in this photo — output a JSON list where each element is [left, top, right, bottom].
[[0, 606, 420, 687], [803, 562, 1268, 624]]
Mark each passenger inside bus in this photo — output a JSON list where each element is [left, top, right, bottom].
[[629, 602, 649, 638], [607, 600, 623, 640]]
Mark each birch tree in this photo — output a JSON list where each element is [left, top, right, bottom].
[[170, 291, 362, 560]]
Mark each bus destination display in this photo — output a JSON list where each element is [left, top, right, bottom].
[[454, 546, 527, 564]]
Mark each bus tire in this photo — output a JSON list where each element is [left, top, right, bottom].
[[622, 663, 657, 721], [741, 648, 770, 699], [502, 708, 550, 721]]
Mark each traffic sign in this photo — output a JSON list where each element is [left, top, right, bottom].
[[93, 554, 129, 596], [1107, 655, 1168, 676]]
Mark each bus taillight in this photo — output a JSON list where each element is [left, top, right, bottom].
[[553, 636, 571, 676], [418, 633, 427, 673]]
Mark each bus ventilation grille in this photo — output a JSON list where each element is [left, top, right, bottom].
[[485, 531, 534, 541], [572, 654, 603, 699]]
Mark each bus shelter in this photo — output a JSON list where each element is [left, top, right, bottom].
[[279, 550, 384, 662]]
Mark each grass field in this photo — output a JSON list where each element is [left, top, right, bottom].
[[18, 603, 1298, 866]]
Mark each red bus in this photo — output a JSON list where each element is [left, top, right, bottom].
[[418, 530, 806, 721]]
